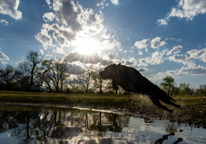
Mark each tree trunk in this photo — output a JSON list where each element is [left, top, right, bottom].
[[30, 64, 36, 87]]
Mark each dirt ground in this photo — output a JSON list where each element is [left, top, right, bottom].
[[1, 101, 206, 129]]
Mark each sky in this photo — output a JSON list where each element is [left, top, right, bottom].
[[0, 0, 206, 88]]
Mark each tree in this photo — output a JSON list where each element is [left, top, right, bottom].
[[197, 84, 206, 95], [26, 51, 42, 87], [160, 76, 175, 95], [46, 58, 69, 92], [18, 61, 33, 90], [92, 69, 103, 94], [179, 83, 193, 95], [0, 64, 22, 90], [104, 79, 114, 94], [68, 78, 81, 93], [35, 59, 53, 91], [77, 66, 94, 94], [36, 59, 51, 85], [18, 51, 42, 89]]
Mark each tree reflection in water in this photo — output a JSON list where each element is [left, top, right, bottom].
[[0, 108, 129, 144], [1, 106, 205, 144]]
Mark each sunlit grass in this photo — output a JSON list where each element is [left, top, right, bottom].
[[0, 90, 205, 111], [0, 90, 133, 107]]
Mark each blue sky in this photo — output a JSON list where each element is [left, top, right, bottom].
[[0, 0, 206, 88]]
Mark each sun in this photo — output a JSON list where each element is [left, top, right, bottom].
[[75, 38, 102, 55]]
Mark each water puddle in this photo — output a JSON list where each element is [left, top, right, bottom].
[[0, 105, 205, 144]]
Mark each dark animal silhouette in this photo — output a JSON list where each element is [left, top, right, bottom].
[[99, 64, 180, 113], [155, 132, 183, 144]]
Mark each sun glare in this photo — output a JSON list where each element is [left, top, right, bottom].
[[75, 38, 101, 55]]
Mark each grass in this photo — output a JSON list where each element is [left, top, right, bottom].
[[0, 90, 133, 107], [0, 90, 205, 111], [1, 90, 206, 128]]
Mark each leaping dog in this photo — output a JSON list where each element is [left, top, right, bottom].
[[99, 64, 180, 113]]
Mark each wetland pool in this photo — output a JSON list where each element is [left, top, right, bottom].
[[0, 105, 205, 144]]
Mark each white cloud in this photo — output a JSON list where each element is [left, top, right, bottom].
[[0, 50, 9, 60], [106, 53, 116, 60], [39, 49, 44, 55], [138, 50, 166, 67], [43, 12, 56, 22], [151, 37, 167, 48], [55, 47, 65, 54], [157, 19, 168, 25], [138, 50, 143, 55], [0, 19, 8, 26], [44, 23, 75, 45], [101, 39, 121, 50], [165, 37, 182, 42], [168, 65, 206, 76], [52, 0, 82, 32], [180, 66, 206, 75], [45, 54, 53, 58], [187, 48, 206, 62], [134, 37, 167, 49], [46, 0, 51, 5], [97, 0, 109, 9], [0, 0, 22, 20], [35, 28, 53, 49], [111, 0, 119, 5], [167, 45, 183, 55], [168, 54, 193, 65], [121, 57, 138, 66], [152, 71, 179, 82], [158, 0, 206, 25], [36, 0, 121, 54], [134, 39, 150, 49]]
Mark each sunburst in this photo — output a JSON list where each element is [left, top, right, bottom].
[[75, 38, 102, 55]]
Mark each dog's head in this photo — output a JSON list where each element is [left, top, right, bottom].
[[99, 63, 121, 79]]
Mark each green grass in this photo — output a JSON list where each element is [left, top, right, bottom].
[[0, 90, 133, 107], [0, 90, 205, 111]]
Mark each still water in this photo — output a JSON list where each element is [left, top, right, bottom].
[[0, 105, 205, 144]]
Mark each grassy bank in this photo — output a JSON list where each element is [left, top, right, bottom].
[[0, 90, 206, 127], [0, 90, 205, 110], [0, 90, 134, 107]]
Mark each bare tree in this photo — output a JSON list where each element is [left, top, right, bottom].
[[92, 69, 103, 94], [0, 64, 22, 89], [36, 59, 52, 83], [68, 78, 83, 93], [18, 51, 42, 89], [77, 67, 94, 94], [46, 58, 69, 92], [26, 51, 42, 87]]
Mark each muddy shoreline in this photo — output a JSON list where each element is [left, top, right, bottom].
[[0, 101, 206, 128]]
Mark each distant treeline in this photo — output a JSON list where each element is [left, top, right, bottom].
[[0, 51, 206, 95], [160, 76, 206, 96], [0, 50, 111, 94]]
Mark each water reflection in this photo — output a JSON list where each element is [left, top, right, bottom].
[[0, 106, 206, 144]]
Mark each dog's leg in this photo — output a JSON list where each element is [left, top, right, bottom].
[[112, 79, 118, 94], [160, 97, 181, 109], [148, 95, 173, 113]]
